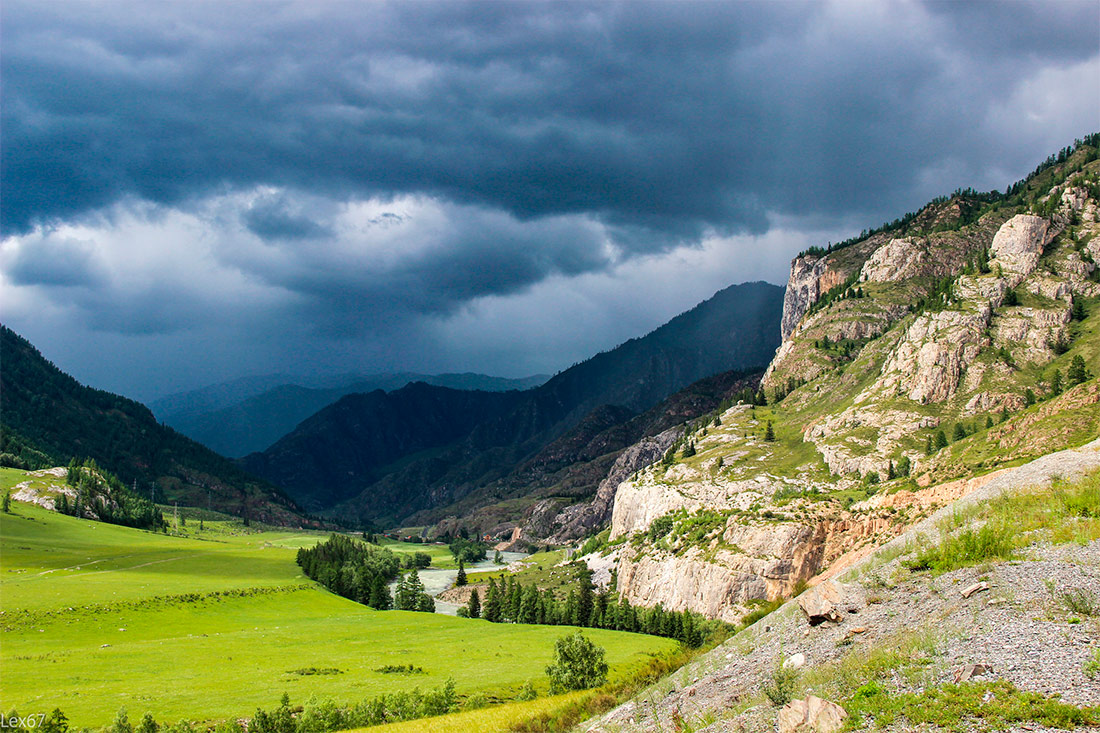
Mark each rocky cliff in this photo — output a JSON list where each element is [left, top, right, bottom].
[[591, 438, 1100, 732], [601, 138, 1100, 622]]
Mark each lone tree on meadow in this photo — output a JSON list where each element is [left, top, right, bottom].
[[545, 631, 608, 693], [764, 421, 776, 442]]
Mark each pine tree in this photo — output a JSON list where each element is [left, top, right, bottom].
[[2, 491, 10, 513], [1024, 388, 1036, 406], [508, 579, 522, 622], [1051, 369, 1064, 396], [1072, 298, 1087, 321], [1068, 355, 1090, 385], [952, 423, 967, 442], [519, 585, 539, 624], [925, 435, 934, 456], [886, 461, 896, 480], [934, 430, 949, 451], [564, 588, 579, 626], [577, 573, 594, 627], [455, 560, 467, 587], [764, 421, 776, 442], [1000, 405, 1011, 423], [467, 588, 481, 618], [393, 575, 410, 610], [369, 574, 392, 610], [896, 455, 911, 478], [484, 578, 502, 622], [682, 441, 696, 458]]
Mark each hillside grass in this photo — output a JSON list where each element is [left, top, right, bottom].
[[464, 550, 582, 591], [903, 468, 1100, 576], [0, 500, 677, 728], [377, 538, 460, 569]]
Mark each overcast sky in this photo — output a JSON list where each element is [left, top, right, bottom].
[[2, 0, 1097, 402]]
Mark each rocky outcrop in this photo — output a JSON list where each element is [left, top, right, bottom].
[[859, 237, 927, 283], [806, 407, 935, 478], [875, 307, 990, 404], [777, 697, 848, 733], [615, 509, 904, 622], [991, 305, 1071, 363], [990, 214, 1052, 283], [547, 427, 683, 543], [780, 255, 830, 341], [797, 579, 866, 625], [606, 147, 1100, 626], [778, 247, 874, 342]]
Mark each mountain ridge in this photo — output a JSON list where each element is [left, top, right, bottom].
[[245, 280, 785, 525], [595, 133, 1100, 622], [152, 372, 550, 458]]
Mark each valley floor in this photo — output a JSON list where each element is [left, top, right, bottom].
[[0, 492, 675, 728]]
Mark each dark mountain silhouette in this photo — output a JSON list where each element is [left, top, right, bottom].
[[152, 372, 549, 458], [243, 281, 784, 523]]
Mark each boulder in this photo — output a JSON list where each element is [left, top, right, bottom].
[[777, 696, 848, 733], [953, 663, 994, 683], [798, 580, 865, 626], [960, 581, 990, 598], [990, 214, 1050, 281], [783, 653, 806, 670]]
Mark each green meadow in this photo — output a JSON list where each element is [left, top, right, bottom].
[[0, 484, 676, 728]]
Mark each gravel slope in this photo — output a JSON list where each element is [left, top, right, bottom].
[[588, 438, 1100, 732]]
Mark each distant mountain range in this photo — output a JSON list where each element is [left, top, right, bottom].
[[242, 280, 784, 524], [0, 326, 303, 524], [150, 372, 550, 457]]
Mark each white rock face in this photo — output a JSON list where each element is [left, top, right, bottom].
[[992, 306, 1071, 363], [777, 696, 848, 733], [876, 307, 990, 404], [610, 473, 774, 539], [616, 527, 815, 623], [990, 214, 1051, 282], [806, 407, 935, 477], [780, 256, 830, 341], [859, 237, 926, 283]]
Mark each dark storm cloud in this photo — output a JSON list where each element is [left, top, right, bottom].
[[5, 236, 105, 287], [2, 0, 1097, 399], [218, 197, 616, 333], [5, 0, 1095, 240], [241, 194, 332, 241]]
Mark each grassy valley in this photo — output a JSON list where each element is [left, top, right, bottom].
[[0, 475, 676, 728]]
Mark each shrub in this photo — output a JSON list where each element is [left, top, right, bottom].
[[905, 523, 1014, 575], [762, 664, 800, 706], [1060, 587, 1100, 617], [546, 632, 608, 693]]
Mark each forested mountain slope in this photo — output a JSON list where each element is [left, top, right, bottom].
[[0, 326, 303, 524], [153, 372, 548, 458], [245, 281, 784, 523]]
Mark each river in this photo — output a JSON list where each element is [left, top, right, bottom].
[[390, 550, 527, 616]]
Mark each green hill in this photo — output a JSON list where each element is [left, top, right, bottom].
[[0, 325, 302, 524]]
